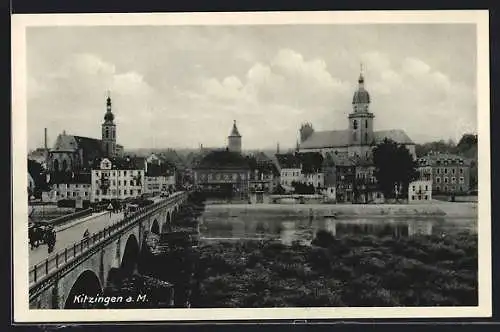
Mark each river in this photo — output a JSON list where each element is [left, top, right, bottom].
[[198, 202, 477, 245]]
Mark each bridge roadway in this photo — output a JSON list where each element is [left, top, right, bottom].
[[29, 197, 164, 269], [28, 192, 188, 309]]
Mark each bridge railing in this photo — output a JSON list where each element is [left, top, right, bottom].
[[29, 192, 187, 287]]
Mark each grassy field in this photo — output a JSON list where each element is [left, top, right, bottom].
[[192, 231, 478, 308]]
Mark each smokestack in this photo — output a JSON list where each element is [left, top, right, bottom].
[[44, 128, 47, 150]]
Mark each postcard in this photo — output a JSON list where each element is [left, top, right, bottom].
[[12, 10, 491, 322]]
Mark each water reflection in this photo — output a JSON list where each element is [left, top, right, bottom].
[[199, 213, 476, 245]]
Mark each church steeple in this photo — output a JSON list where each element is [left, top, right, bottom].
[[228, 120, 242, 153], [104, 91, 114, 123], [348, 69, 374, 149], [102, 92, 117, 157]]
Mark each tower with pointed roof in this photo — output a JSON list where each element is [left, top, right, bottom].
[[102, 93, 116, 157], [228, 120, 242, 153], [348, 66, 375, 157]]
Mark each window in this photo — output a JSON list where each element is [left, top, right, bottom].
[[425, 185, 428, 191], [124, 189, 128, 195], [444, 177, 448, 183], [130, 190, 134, 196], [451, 177, 456, 183], [444, 186, 448, 191], [73, 192, 76, 197], [124, 180, 127, 186], [138, 189, 141, 194], [96, 190, 100, 196], [412, 195, 415, 200], [436, 186, 440, 192], [412, 185, 416, 191], [460, 168, 464, 174], [452, 169, 456, 174], [436, 168, 440, 174], [84, 192, 88, 196], [118, 190, 121, 195], [124, 171, 127, 176], [353, 120, 358, 129], [425, 195, 428, 200], [118, 180, 121, 186], [436, 177, 441, 183], [112, 180, 115, 185], [365, 120, 368, 128], [130, 180, 135, 186], [444, 168, 448, 174], [459, 177, 465, 183]]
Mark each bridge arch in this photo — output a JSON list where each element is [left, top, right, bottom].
[[121, 234, 140, 275], [151, 219, 160, 235], [64, 269, 102, 309]]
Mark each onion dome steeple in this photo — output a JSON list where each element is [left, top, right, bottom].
[[352, 64, 370, 106], [104, 92, 115, 123]]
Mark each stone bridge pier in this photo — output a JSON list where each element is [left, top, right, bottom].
[[29, 192, 188, 309]]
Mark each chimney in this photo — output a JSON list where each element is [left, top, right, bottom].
[[44, 128, 48, 150]]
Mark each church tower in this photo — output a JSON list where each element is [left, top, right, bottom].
[[348, 67, 375, 157], [228, 120, 242, 153], [102, 93, 116, 157]]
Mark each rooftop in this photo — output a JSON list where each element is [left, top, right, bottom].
[[300, 129, 414, 150], [194, 149, 250, 170]]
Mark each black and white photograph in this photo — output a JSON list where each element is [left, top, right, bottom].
[[12, 10, 491, 322]]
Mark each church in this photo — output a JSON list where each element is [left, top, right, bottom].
[[298, 70, 416, 160], [47, 95, 124, 174]]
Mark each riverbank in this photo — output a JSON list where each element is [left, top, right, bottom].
[[203, 201, 477, 219]]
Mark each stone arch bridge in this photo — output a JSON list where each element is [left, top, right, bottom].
[[29, 191, 189, 309]]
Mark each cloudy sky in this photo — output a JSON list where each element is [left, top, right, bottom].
[[27, 24, 477, 151]]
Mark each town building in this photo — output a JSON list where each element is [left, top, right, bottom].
[[193, 150, 251, 201], [248, 152, 280, 203], [49, 173, 92, 202], [417, 153, 471, 194], [408, 179, 433, 203], [321, 163, 337, 202], [193, 121, 251, 201], [298, 70, 416, 160], [144, 153, 176, 195], [275, 153, 303, 193], [91, 157, 145, 203]]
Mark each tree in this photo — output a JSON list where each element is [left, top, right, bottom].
[[291, 181, 315, 195], [373, 139, 418, 199], [272, 184, 286, 195], [455, 133, 478, 160]]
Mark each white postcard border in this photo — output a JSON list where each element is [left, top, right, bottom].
[[12, 10, 491, 322]]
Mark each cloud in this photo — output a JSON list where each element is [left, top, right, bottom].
[[186, 49, 476, 147], [26, 26, 477, 151], [27, 53, 158, 148]]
